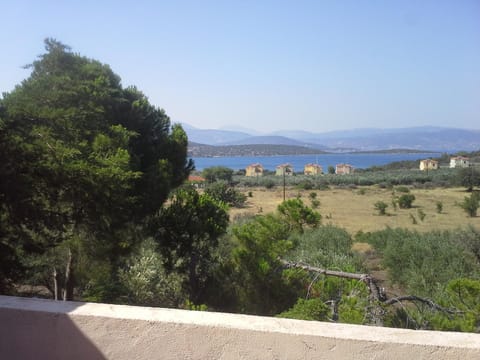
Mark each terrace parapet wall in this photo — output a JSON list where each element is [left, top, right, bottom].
[[1, 295, 480, 359]]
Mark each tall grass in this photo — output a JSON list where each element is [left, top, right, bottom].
[[357, 227, 480, 297]]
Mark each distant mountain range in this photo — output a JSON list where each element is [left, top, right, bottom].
[[182, 124, 480, 153]]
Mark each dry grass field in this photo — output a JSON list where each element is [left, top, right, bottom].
[[230, 186, 480, 235]]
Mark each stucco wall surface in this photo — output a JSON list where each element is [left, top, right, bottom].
[[1, 295, 480, 359]]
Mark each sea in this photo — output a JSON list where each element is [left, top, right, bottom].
[[191, 152, 442, 172]]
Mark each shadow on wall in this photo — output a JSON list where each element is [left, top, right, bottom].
[[0, 296, 106, 360]]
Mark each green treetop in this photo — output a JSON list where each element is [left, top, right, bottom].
[[0, 39, 193, 297]]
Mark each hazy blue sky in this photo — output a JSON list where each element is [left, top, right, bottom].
[[2, 0, 479, 133]]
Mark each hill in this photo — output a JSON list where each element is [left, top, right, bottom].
[[187, 142, 327, 157], [182, 124, 480, 152]]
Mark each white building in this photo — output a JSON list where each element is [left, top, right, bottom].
[[450, 156, 470, 169]]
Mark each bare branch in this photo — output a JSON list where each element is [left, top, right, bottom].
[[278, 258, 465, 327], [279, 258, 366, 280], [384, 295, 462, 315], [279, 258, 386, 326]]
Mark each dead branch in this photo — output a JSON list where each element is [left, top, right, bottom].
[[279, 258, 386, 326], [278, 258, 462, 326], [384, 295, 462, 315], [279, 258, 384, 300]]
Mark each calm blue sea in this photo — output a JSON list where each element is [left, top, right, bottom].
[[192, 153, 441, 171]]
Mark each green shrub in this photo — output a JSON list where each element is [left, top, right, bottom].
[[398, 194, 415, 209], [118, 238, 186, 307], [391, 197, 398, 211], [417, 209, 426, 221], [395, 186, 410, 193], [316, 182, 330, 190], [374, 201, 388, 216], [205, 181, 246, 207], [436, 201, 443, 214], [287, 225, 361, 271], [458, 192, 480, 217], [263, 179, 275, 189], [298, 180, 314, 190], [360, 228, 480, 297], [202, 166, 234, 183]]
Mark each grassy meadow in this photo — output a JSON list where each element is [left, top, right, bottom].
[[230, 186, 480, 235]]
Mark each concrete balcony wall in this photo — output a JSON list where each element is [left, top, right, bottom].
[[1, 295, 479, 359]]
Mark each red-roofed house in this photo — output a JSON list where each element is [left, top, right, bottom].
[[276, 163, 293, 176], [304, 163, 323, 175], [335, 163, 354, 175], [245, 163, 264, 177]]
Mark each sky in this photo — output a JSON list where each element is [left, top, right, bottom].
[[1, 0, 480, 133]]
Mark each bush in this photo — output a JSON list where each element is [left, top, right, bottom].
[[374, 201, 388, 216], [308, 193, 319, 208], [361, 228, 480, 297], [456, 167, 480, 192], [391, 197, 398, 211], [205, 181, 246, 207], [287, 225, 361, 271], [395, 186, 410, 193], [436, 201, 443, 214], [118, 238, 186, 307], [316, 182, 330, 190], [298, 180, 314, 190], [458, 192, 480, 217], [398, 194, 415, 209], [202, 166, 234, 183], [277, 298, 330, 321], [263, 179, 276, 189]]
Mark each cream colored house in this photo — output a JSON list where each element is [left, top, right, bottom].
[[304, 163, 323, 175], [335, 163, 354, 175], [276, 163, 293, 176], [450, 156, 470, 168], [245, 163, 264, 177], [419, 159, 438, 171]]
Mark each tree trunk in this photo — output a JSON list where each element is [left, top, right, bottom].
[[189, 252, 200, 304], [63, 248, 74, 301], [53, 267, 58, 301]]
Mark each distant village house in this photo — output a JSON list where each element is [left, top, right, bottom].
[[304, 163, 323, 175], [450, 156, 470, 169], [187, 175, 206, 188], [276, 163, 294, 176], [245, 163, 264, 177], [419, 159, 438, 171], [335, 163, 354, 175]]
